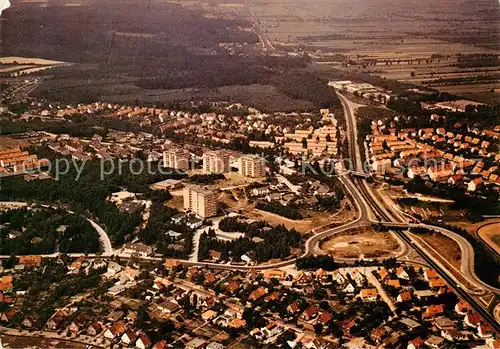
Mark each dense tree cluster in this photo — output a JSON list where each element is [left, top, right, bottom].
[[295, 255, 337, 271], [0, 207, 100, 255], [255, 201, 303, 220], [199, 219, 302, 263], [387, 96, 500, 129], [456, 54, 500, 68], [0, 152, 184, 246], [185, 173, 225, 185], [404, 177, 499, 216], [139, 190, 194, 258]]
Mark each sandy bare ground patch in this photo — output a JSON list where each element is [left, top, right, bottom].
[[452, 218, 500, 237], [0, 56, 65, 65], [217, 188, 351, 233], [0, 334, 87, 348], [477, 222, 500, 256], [321, 227, 400, 259], [164, 195, 184, 211], [419, 231, 462, 269]]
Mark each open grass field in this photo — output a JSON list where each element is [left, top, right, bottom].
[[320, 227, 400, 259], [477, 222, 500, 256]]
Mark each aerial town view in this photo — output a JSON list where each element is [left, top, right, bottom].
[[0, 0, 498, 348]]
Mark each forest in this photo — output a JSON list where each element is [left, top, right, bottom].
[[0, 207, 100, 255], [199, 217, 302, 263], [255, 201, 304, 220], [0, 150, 185, 246], [139, 190, 194, 259]]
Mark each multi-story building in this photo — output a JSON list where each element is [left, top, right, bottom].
[[239, 154, 266, 178], [163, 148, 190, 171], [203, 150, 230, 174], [183, 185, 218, 218]]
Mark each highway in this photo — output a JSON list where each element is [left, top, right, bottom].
[[337, 91, 500, 333]]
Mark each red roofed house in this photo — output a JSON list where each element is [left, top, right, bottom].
[[423, 304, 444, 318], [397, 292, 412, 303], [455, 301, 472, 315], [18, 255, 42, 267], [359, 288, 378, 302], [424, 269, 438, 281], [468, 177, 483, 192], [478, 324, 493, 339], [464, 313, 483, 327], [408, 336, 424, 349], [301, 306, 319, 321], [429, 278, 446, 288]]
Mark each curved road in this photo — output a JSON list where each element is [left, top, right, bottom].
[[336, 91, 500, 332]]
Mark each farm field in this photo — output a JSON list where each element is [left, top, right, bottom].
[[250, 0, 498, 52], [249, 0, 500, 103], [320, 227, 401, 259]]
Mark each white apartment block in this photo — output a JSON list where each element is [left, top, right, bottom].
[[183, 185, 218, 218], [239, 154, 266, 178], [203, 150, 230, 174], [163, 148, 190, 171]]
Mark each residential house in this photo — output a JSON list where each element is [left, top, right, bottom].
[[318, 312, 331, 324], [464, 313, 483, 327], [122, 243, 153, 257], [387, 279, 401, 289], [315, 268, 329, 283], [343, 283, 355, 294], [396, 267, 409, 280], [440, 328, 469, 342], [121, 330, 137, 346], [455, 301, 473, 315], [397, 292, 412, 303], [86, 322, 103, 336], [332, 270, 346, 284], [249, 287, 267, 301], [262, 269, 287, 280], [202, 310, 218, 321], [371, 327, 387, 344], [18, 255, 42, 267], [153, 340, 169, 349], [104, 321, 126, 339], [287, 302, 300, 314], [424, 335, 445, 348], [227, 318, 246, 329], [423, 304, 444, 318], [359, 288, 378, 302], [378, 267, 389, 280], [351, 269, 365, 286], [429, 278, 446, 289], [157, 300, 180, 315], [186, 338, 207, 349], [424, 269, 438, 281], [46, 311, 69, 330], [342, 320, 356, 337], [468, 177, 483, 191], [478, 324, 493, 339], [407, 337, 424, 349], [301, 306, 319, 321], [22, 313, 38, 328]]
